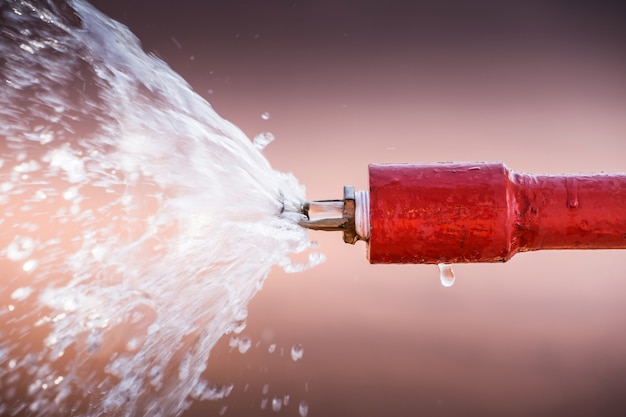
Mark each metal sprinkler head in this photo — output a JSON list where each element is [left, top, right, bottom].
[[298, 186, 359, 244]]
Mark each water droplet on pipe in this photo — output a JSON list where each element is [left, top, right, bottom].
[[438, 263, 455, 287]]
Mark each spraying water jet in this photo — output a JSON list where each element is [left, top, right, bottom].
[[0, 1, 321, 415]]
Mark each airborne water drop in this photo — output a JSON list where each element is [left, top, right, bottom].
[[10, 287, 34, 301], [22, 259, 39, 273], [237, 336, 252, 354], [6, 236, 34, 261], [271, 396, 282, 412], [299, 400, 309, 417], [290, 344, 304, 362]]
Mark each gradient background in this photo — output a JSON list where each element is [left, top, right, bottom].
[[90, 1, 626, 416]]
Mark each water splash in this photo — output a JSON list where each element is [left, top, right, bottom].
[[0, 1, 319, 416]]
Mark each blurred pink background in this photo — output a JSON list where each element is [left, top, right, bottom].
[[91, 1, 626, 416]]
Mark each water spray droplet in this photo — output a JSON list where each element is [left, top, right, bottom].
[[39, 131, 54, 145], [237, 336, 252, 354], [11, 287, 34, 301], [229, 336, 239, 349], [14, 160, 41, 173], [62, 187, 79, 201], [7, 236, 35, 261], [299, 400, 309, 417], [170, 36, 182, 49], [34, 190, 47, 201], [0, 181, 13, 192], [290, 344, 304, 362], [268, 343, 276, 354], [126, 337, 143, 352], [271, 396, 282, 412], [261, 112, 271, 121], [252, 132, 275, 150], [232, 319, 247, 334], [22, 259, 39, 272], [438, 263, 455, 287]]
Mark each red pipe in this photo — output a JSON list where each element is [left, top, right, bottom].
[[368, 162, 626, 264]]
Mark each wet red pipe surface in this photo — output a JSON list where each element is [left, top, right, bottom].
[[368, 162, 626, 264]]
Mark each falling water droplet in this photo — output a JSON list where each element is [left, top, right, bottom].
[[39, 131, 54, 145], [237, 336, 252, 354], [228, 336, 239, 349], [261, 112, 270, 121], [13, 160, 41, 173], [126, 337, 142, 352], [438, 263, 455, 287], [290, 344, 304, 362], [34, 190, 47, 201], [271, 396, 282, 412], [62, 187, 78, 201], [268, 343, 276, 353], [1, 181, 13, 192], [22, 259, 39, 273], [10, 287, 34, 301], [299, 400, 309, 417], [252, 132, 275, 150], [6, 236, 35, 261]]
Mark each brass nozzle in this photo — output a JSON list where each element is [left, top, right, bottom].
[[298, 186, 358, 244]]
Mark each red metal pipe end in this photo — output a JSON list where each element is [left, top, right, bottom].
[[367, 162, 626, 264]]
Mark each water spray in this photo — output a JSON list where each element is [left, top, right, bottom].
[[298, 162, 626, 264]]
